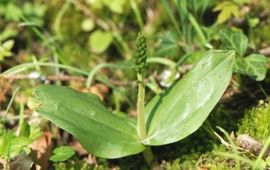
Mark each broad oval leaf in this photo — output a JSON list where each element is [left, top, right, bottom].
[[28, 86, 145, 158], [234, 54, 267, 81], [143, 50, 235, 145]]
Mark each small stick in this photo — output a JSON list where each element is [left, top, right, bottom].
[[237, 134, 270, 157], [1, 74, 85, 82]]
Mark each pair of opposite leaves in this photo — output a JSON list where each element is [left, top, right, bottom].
[[28, 50, 235, 158]]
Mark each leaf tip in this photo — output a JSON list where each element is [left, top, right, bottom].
[[27, 97, 41, 110]]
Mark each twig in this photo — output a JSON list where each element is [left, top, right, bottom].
[[0, 111, 29, 121], [1, 74, 85, 82], [1, 74, 137, 86], [237, 134, 270, 157]]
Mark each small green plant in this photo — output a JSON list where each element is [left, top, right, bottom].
[[27, 32, 266, 166], [219, 28, 267, 81], [50, 146, 75, 163], [0, 39, 14, 61], [156, 0, 213, 59], [0, 89, 42, 169]]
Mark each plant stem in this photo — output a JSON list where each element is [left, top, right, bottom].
[[143, 146, 154, 166], [137, 73, 155, 166], [254, 135, 270, 168], [18, 102, 24, 134], [129, 0, 144, 30], [2, 88, 20, 129], [137, 73, 146, 139]]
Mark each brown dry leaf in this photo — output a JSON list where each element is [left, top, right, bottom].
[[15, 93, 28, 105], [260, 47, 270, 56], [221, 78, 240, 101], [85, 154, 97, 165], [0, 158, 5, 169], [30, 132, 52, 170], [80, 83, 109, 100], [198, 165, 209, 170], [0, 79, 12, 103], [128, 110, 137, 117], [69, 141, 87, 156], [69, 141, 98, 166], [230, 131, 236, 140]]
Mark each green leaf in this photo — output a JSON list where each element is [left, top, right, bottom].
[[0, 133, 13, 157], [19, 122, 30, 137], [219, 28, 248, 57], [102, 0, 126, 14], [28, 85, 145, 158], [86, 0, 103, 9], [10, 136, 32, 157], [248, 17, 259, 28], [81, 18, 95, 32], [0, 132, 32, 158], [50, 146, 75, 162], [213, 2, 240, 24], [143, 50, 235, 145], [237, 0, 252, 5], [255, 158, 267, 169], [5, 3, 22, 21], [2, 39, 14, 50], [266, 156, 270, 166], [89, 30, 113, 54], [155, 31, 180, 58], [234, 54, 267, 81], [0, 28, 18, 42], [29, 125, 42, 141], [0, 39, 14, 61]]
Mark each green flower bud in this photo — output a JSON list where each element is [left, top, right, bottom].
[[133, 32, 147, 73]]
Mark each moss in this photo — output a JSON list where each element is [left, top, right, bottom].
[[153, 101, 262, 170], [53, 159, 110, 170], [252, 25, 270, 45], [159, 146, 240, 170], [161, 159, 181, 170], [237, 101, 270, 141]]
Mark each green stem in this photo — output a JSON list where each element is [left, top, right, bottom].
[[2, 88, 20, 128], [18, 102, 24, 134], [137, 73, 146, 139], [143, 146, 154, 166], [254, 135, 270, 169], [188, 14, 213, 49], [161, 0, 182, 36], [1, 62, 89, 77], [147, 57, 176, 68], [137, 73, 154, 166], [54, 0, 71, 38], [129, 0, 144, 30]]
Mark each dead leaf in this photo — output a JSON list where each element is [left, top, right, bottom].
[[199, 165, 208, 170], [80, 83, 109, 100], [69, 141, 87, 156], [30, 132, 52, 170], [85, 154, 97, 165], [0, 158, 5, 169]]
